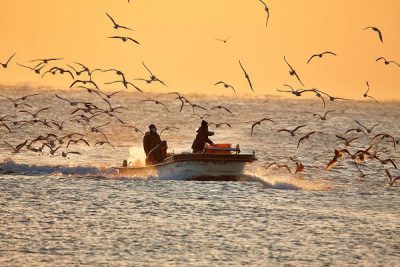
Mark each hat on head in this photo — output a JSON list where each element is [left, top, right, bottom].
[[201, 120, 208, 127], [149, 124, 156, 130]]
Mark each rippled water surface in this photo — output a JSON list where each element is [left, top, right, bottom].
[[1, 86, 400, 266]]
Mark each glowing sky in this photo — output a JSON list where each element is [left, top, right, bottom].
[[0, 0, 399, 99]]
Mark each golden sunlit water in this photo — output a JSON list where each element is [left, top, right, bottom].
[[1, 0, 400, 266], [1, 86, 400, 265]]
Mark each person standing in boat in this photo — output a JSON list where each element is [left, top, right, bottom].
[[146, 140, 168, 165], [143, 124, 162, 156], [191, 120, 214, 153]]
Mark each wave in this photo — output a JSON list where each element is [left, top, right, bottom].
[[242, 170, 333, 191], [0, 159, 163, 181], [0, 158, 117, 177], [0, 159, 333, 188]]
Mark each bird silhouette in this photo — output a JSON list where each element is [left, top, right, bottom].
[[17, 63, 46, 74], [102, 68, 127, 84], [251, 118, 274, 136], [370, 133, 397, 149], [214, 81, 236, 95], [3, 140, 29, 154], [168, 92, 190, 112], [61, 151, 82, 159], [313, 110, 335, 121], [105, 79, 143, 92], [363, 81, 379, 103], [336, 135, 359, 147], [122, 125, 144, 134], [0, 53, 16, 68], [30, 58, 63, 67], [325, 149, 346, 170], [0, 94, 38, 108], [297, 131, 319, 148], [239, 60, 254, 92], [373, 155, 398, 169], [190, 103, 207, 114], [141, 99, 170, 112], [0, 123, 11, 133], [109, 36, 140, 45], [290, 157, 304, 174], [384, 169, 400, 186], [215, 36, 232, 43], [136, 61, 167, 86], [355, 120, 381, 133], [364, 26, 383, 43], [208, 122, 232, 128], [70, 79, 99, 90], [307, 51, 337, 64], [19, 107, 50, 118], [160, 126, 180, 136], [317, 90, 352, 101], [67, 138, 90, 148], [284, 56, 305, 86], [68, 62, 90, 76], [345, 128, 367, 136], [95, 140, 115, 149], [209, 105, 232, 114], [277, 125, 306, 137], [259, 0, 270, 28], [276, 84, 314, 97], [106, 12, 134, 31], [375, 57, 400, 67], [266, 162, 292, 174], [42, 67, 74, 79]]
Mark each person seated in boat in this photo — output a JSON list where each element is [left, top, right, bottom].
[[146, 140, 168, 165], [191, 120, 214, 153], [143, 124, 162, 156]]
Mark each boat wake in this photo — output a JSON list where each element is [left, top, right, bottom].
[[0, 159, 116, 177], [0, 159, 332, 189], [242, 170, 333, 191], [0, 159, 163, 181]]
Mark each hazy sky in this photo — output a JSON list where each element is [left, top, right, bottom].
[[0, 0, 399, 100]]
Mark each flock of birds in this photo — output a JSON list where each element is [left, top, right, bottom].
[[0, 1, 399, 186]]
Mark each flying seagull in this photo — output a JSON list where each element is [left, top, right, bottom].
[[284, 56, 304, 86], [307, 51, 337, 64], [239, 60, 254, 92], [364, 26, 383, 43], [106, 12, 134, 31], [0, 53, 16, 68]]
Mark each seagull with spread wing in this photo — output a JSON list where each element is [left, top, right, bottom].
[[259, 0, 270, 28], [363, 81, 379, 103], [239, 60, 254, 92], [284, 56, 305, 86], [376, 57, 400, 67], [307, 51, 337, 64], [106, 12, 134, 31], [141, 99, 170, 112], [251, 118, 274, 136], [214, 81, 236, 95], [0, 53, 16, 69], [364, 26, 383, 43]]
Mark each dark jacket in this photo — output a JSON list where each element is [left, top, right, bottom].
[[191, 126, 214, 152], [146, 140, 168, 165], [143, 131, 162, 155]]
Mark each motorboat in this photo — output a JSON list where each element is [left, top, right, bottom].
[[116, 144, 257, 181]]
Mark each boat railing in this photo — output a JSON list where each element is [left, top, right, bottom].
[[204, 144, 241, 155]]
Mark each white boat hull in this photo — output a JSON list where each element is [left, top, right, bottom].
[[157, 160, 247, 180], [117, 152, 256, 180]]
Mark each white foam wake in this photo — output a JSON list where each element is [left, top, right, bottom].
[[243, 170, 332, 191], [0, 159, 117, 177]]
